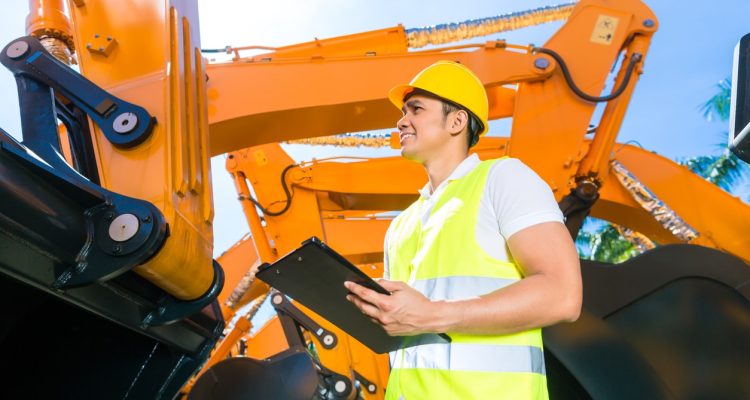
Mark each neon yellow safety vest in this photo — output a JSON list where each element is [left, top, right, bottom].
[[385, 158, 548, 400]]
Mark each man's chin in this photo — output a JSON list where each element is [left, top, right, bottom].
[[401, 149, 424, 164], [400, 147, 421, 162]]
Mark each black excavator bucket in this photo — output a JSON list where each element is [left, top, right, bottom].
[[189, 346, 322, 400], [544, 244, 750, 400], [0, 127, 223, 398]]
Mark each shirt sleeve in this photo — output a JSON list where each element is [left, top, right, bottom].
[[487, 158, 565, 240]]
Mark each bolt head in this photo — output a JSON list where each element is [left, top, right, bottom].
[[108, 213, 140, 242], [534, 57, 550, 70], [112, 112, 139, 134], [272, 294, 283, 305], [6, 40, 29, 59], [334, 380, 347, 393], [368, 384, 376, 393]]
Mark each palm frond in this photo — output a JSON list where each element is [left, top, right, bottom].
[[575, 218, 643, 263], [700, 78, 732, 122]]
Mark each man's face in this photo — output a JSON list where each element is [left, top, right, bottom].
[[397, 94, 450, 162]]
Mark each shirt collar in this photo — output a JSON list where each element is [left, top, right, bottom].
[[418, 153, 481, 199]]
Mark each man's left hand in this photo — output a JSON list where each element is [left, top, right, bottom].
[[344, 279, 443, 336]]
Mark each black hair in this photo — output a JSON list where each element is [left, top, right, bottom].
[[404, 88, 482, 148]]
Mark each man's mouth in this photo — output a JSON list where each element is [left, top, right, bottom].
[[400, 133, 416, 143]]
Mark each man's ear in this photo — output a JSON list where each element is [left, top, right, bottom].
[[447, 110, 469, 136]]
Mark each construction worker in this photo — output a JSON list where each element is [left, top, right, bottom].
[[344, 60, 582, 399]]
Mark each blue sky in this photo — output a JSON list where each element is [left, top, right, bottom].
[[0, 1, 748, 256]]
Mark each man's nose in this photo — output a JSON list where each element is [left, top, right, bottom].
[[397, 114, 410, 130]]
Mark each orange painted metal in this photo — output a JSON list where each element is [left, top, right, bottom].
[[215, 234, 266, 308], [509, 0, 658, 197], [205, 42, 549, 156], [65, 0, 215, 299], [26, 0, 73, 43], [243, 317, 289, 360], [231, 25, 409, 62]]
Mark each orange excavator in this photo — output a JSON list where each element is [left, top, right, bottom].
[[0, 0, 748, 399]]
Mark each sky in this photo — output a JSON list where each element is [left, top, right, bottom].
[[0, 1, 748, 257]]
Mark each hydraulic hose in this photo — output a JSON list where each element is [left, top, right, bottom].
[[241, 164, 297, 217], [533, 47, 642, 103]]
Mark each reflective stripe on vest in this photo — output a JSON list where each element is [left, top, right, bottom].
[[385, 158, 548, 400], [391, 342, 545, 374]]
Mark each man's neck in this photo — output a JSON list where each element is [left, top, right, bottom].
[[423, 149, 470, 194]]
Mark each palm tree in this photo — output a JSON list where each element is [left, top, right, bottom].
[[701, 78, 732, 122], [576, 222, 638, 263], [685, 78, 748, 192]]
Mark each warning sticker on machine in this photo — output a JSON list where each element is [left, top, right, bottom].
[[590, 15, 619, 45]]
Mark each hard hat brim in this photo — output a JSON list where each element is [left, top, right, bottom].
[[388, 84, 415, 111]]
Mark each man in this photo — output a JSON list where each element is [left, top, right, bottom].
[[345, 60, 582, 399]]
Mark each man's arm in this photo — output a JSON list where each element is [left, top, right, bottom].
[[345, 221, 582, 336]]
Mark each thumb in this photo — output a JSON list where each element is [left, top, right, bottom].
[[377, 279, 407, 292]]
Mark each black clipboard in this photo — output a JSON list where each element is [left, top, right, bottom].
[[255, 237, 451, 354]]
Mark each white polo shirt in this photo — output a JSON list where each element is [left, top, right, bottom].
[[383, 154, 564, 278]]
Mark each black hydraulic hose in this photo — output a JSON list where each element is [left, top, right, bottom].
[[243, 163, 298, 217], [533, 47, 642, 103]]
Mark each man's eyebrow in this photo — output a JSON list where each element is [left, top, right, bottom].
[[402, 99, 423, 113]]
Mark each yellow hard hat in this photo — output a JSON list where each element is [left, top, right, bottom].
[[388, 60, 489, 137]]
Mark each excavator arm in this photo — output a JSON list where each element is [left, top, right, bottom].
[[1, 0, 749, 398], [195, 0, 749, 398]]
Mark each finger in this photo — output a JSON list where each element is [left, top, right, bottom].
[[383, 325, 406, 337], [345, 281, 387, 306], [377, 279, 407, 292], [346, 294, 381, 319]]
